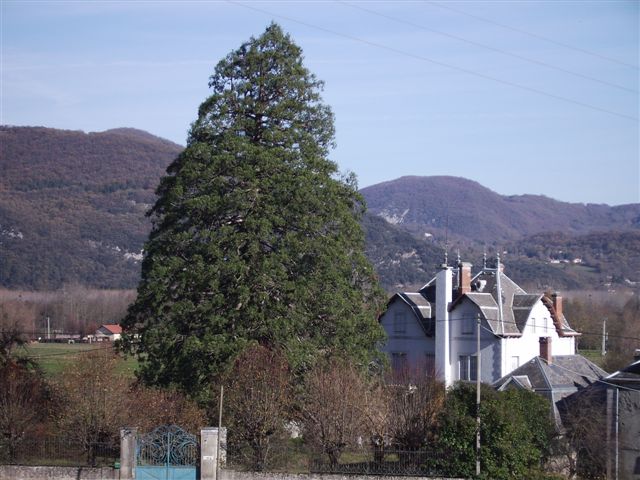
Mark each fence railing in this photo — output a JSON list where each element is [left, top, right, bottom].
[[0, 436, 120, 467], [225, 438, 448, 476], [310, 448, 446, 476]]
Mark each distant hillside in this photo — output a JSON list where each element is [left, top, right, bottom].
[[362, 213, 444, 290], [1, 127, 637, 292], [363, 217, 640, 292], [0, 126, 181, 289], [361, 176, 640, 245]]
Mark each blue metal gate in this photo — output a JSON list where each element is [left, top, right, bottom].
[[136, 425, 199, 480]]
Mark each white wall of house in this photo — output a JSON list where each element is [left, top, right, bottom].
[[95, 327, 121, 341], [503, 302, 575, 374], [379, 299, 435, 372], [380, 270, 577, 387], [449, 300, 503, 384]]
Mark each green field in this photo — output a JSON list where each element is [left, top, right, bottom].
[[16, 342, 138, 377]]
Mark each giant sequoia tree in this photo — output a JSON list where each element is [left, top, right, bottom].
[[121, 24, 385, 401]]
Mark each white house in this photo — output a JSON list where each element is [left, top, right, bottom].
[[379, 258, 579, 387], [94, 324, 122, 342]]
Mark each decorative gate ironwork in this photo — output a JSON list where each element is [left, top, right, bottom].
[[136, 425, 199, 480]]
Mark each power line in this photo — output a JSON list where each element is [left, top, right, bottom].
[[539, 356, 640, 394], [228, 1, 638, 122], [426, 1, 640, 71], [340, 1, 637, 94], [390, 316, 640, 342]]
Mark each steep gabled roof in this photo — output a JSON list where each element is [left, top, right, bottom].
[[540, 294, 580, 337], [394, 263, 579, 338], [494, 355, 608, 428], [500, 375, 533, 390], [512, 294, 542, 331], [100, 324, 122, 334], [388, 292, 435, 337], [494, 355, 607, 393], [397, 292, 431, 319], [462, 293, 518, 336]]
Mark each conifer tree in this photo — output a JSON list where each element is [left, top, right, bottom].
[[121, 24, 385, 401]]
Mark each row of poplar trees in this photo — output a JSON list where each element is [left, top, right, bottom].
[[121, 23, 387, 404]]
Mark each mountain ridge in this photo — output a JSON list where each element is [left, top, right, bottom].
[[360, 175, 639, 245], [1, 126, 637, 291]]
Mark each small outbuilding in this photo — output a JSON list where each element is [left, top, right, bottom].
[[95, 324, 122, 342]]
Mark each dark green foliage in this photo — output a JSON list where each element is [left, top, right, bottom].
[[122, 24, 386, 401], [432, 383, 555, 480]]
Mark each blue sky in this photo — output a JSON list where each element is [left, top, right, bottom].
[[2, 1, 638, 205]]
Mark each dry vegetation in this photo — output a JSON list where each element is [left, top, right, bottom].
[[0, 287, 135, 338]]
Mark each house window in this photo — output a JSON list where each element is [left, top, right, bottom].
[[392, 352, 408, 371], [459, 355, 477, 381], [393, 312, 406, 334], [461, 316, 474, 335], [530, 317, 536, 333], [511, 356, 520, 370], [424, 353, 435, 374], [542, 318, 548, 333]]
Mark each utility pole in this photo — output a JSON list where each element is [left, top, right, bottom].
[[47, 316, 50, 341], [217, 385, 224, 480], [476, 313, 481, 477], [602, 318, 607, 356]]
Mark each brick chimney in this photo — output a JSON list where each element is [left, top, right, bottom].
[[552, 293, 563, 319], [539, 337, 552, 364], [458, 262, 472, 297]]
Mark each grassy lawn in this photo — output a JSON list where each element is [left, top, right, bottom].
[[16, 342, 138, 378]]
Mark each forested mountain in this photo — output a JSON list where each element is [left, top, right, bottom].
[[1, 126, 638, 292], [361, 176, 640, 244], [0, 126, 182, 289]]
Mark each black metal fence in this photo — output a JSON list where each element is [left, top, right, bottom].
[[310, 448, 446, 476], [225, 437, 448, 476], [0, 436, 119, 467]]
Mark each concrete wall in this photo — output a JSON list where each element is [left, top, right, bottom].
[[0, 466, 464, 480], [221, 470, 464, 480], [0, 466, 117, 480]]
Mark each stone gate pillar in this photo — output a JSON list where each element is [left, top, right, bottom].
[[201, 427, 227, 480], [120, 427, 137, 480]]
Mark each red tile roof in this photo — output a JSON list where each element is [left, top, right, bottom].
[[101, 324, 122, 334]]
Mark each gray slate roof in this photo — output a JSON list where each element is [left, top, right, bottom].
[[494, 355, 607, 393], [390, 265, 578, 339], [605, 358, 640, 390], [494, 355, 608, 428], [394, 292, 435, 337]]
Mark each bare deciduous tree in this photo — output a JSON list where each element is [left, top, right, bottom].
[[386, 365, 445, 451], [131, 387, 206, 434], [0, 362, 52, 460], [299, 359, 372, 465], [224, 345, 292, 471], [56, 350, 130, 464], [558, 387, 608, 479]]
